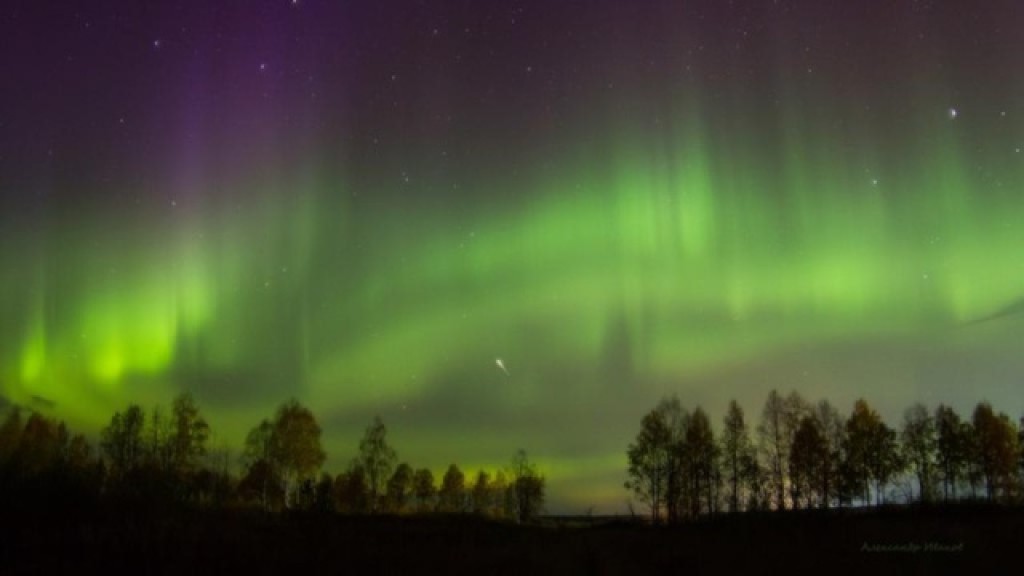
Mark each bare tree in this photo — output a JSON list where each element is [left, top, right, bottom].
[[935, 405, 968, 500], [684, 407, 717, 516], [654, 396, 688, 523], [358, 415, 396, 513], [169, 392, 210, 477], [625, 407, 673, 523], [963, 419, 983, 498], [783, 392, 811, 508], [901, 403, 937, 502], [758, 390, 788, 510], [789, 415, 826, 509], [100, 404, 145, 478], [509, 449, 545, 523], [868, 423, 903, 505], [146, 405, 172, 471], [814, 400, 844, 508], [721, 400, 754, 513], [1019, 416, 1024, 496], [241, 419, 277, 510]]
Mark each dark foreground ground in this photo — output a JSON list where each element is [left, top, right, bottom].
[[2, 503, 1020, 575]]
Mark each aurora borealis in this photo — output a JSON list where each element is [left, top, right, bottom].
[[2, 0, 1023, 512]]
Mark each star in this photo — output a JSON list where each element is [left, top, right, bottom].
[[152, 39, 161, 49]]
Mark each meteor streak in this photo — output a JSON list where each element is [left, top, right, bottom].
[[495, 358, 510, 376]]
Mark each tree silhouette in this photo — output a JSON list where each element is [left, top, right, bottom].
[[243, 419, 274, 467], [314, 472, 335, 513], [470, 470, 491, 515], [654, 396, 687, 523], [12, 413, 61, 478], [145, 405, 172, 472], [843, 399, 881, 505], [241, 400, 325, 508], [238, 458, 283, 510], [509, 450, 545, 523], [170, 392, 210, 477], [971, 402, 1020, 501], [412, 467, 436, 512], [963, 419, 984, 498], [843, 399, 903, 506], [684, 407, 717, 516], [901, 403, 937, 502], [1018, 417, 1024, 494], [334, 462, 370, 514], [384, 462, 414, 513], [814, 400, 844, 509], [868, 421, 903, 506], [742, 448, 767, 511], [242, 419, 278, 510], [625, 407, 672, 523], [271, 400, 326, 507], [439, 463, 467, 513], [935, 405, 968, 500], [64, 433, 93, 472], [758, 390, 788, 510], [789, 415, 826, 509], [782, 392, 810, 509], [721, 400, 754, 513], [100, 404, 145, 478], [0, 407, 24, 467], [358, 415, 396, 513], [491, 470, 512, 518]]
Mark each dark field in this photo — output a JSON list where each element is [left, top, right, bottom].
[[3, 503, 1020, 575]]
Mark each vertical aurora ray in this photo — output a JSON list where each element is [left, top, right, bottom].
[[4, 89, 1024, 506], [1, 0, 1023, 512]]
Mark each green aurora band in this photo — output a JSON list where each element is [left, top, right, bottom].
[[3, 88, 1024, 511]]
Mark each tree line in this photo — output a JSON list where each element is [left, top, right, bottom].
[[626, 390, 1024, 523], [0, 395, 545, 523]]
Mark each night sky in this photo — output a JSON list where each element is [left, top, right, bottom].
[[2, 0, 1023, 512]]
